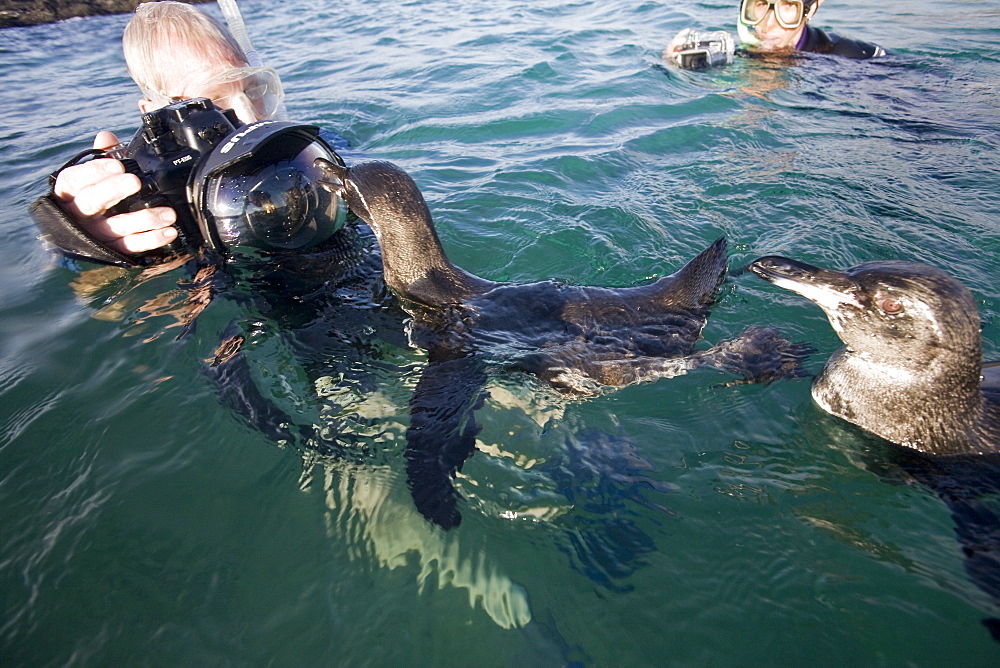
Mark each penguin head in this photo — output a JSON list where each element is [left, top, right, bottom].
[[750, 256, 982, 369]]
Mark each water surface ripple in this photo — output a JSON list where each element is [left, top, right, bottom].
[[1, 0, 998, 664]]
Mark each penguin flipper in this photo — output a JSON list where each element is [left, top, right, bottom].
[[693, 325, 815, 384], [404, 353, 489, 529]]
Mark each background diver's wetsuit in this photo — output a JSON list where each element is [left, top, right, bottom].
[[797, 25, 885, 59]]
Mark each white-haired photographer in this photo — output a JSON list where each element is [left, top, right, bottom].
[[45, 1, 284, 259]]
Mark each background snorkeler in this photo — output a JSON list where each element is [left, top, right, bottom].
[[665, 0, 885, 62]]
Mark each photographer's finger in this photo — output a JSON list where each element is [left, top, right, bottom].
[[52, 159, 125, 202], [93, 131, 121, 151], [100, 207, 177, 240], [114, 223, 179, 255], [66, 172, 143, 218], [666, 27, 693, 54]]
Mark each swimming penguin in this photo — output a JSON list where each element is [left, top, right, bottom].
[[322, 159, 809, 528], [750, 255, 1000, 455], [751, 255, 1000, 641]]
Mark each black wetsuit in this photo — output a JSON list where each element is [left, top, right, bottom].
[[798, 25, 885, 60]]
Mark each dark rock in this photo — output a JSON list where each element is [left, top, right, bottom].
[[0, 0, 214, 29]]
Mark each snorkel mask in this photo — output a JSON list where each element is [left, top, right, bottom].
[[737, 0, 815, 44], [737, 12, 762, 45], [145, 66, 285, 123]]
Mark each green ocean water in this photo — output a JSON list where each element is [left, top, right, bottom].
[[1, 0, 999, 664]]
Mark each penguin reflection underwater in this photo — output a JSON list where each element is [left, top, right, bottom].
[[324, 159, 808, 528], [751, 255, 1000, 639]]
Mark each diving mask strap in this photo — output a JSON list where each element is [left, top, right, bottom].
[[737, 17, 761, 46], [217, 0, 289, 121]]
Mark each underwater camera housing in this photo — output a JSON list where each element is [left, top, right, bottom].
[[674, 30, 736, 69], [105, 97, 346, 261]]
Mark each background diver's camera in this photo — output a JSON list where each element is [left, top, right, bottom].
[[104, 97, 347, 261], [673, 30, 735, 70]]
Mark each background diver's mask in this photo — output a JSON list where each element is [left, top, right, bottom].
[[737, 14, 763, 46], [739, 0, 809, 32], [193, 120, 347, 258]]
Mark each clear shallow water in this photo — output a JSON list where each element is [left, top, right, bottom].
[[2, 0, 999, 664]]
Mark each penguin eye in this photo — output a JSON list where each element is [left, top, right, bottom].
[[879, 298, 903, 314]]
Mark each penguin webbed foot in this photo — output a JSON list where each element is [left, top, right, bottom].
[[696, 326, 815, 385]]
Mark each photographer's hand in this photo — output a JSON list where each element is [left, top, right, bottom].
[[53, 131, 178, 254], [664, 28, 693, 56]]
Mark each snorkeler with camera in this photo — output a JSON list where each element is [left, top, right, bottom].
[[666, 0, 885, 69], [32, 96, 348, 267], [30, 1, 344, 266]]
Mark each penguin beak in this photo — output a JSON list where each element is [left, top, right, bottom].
[[750, 256, 864, 312], [314, 157, 347, 197]]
